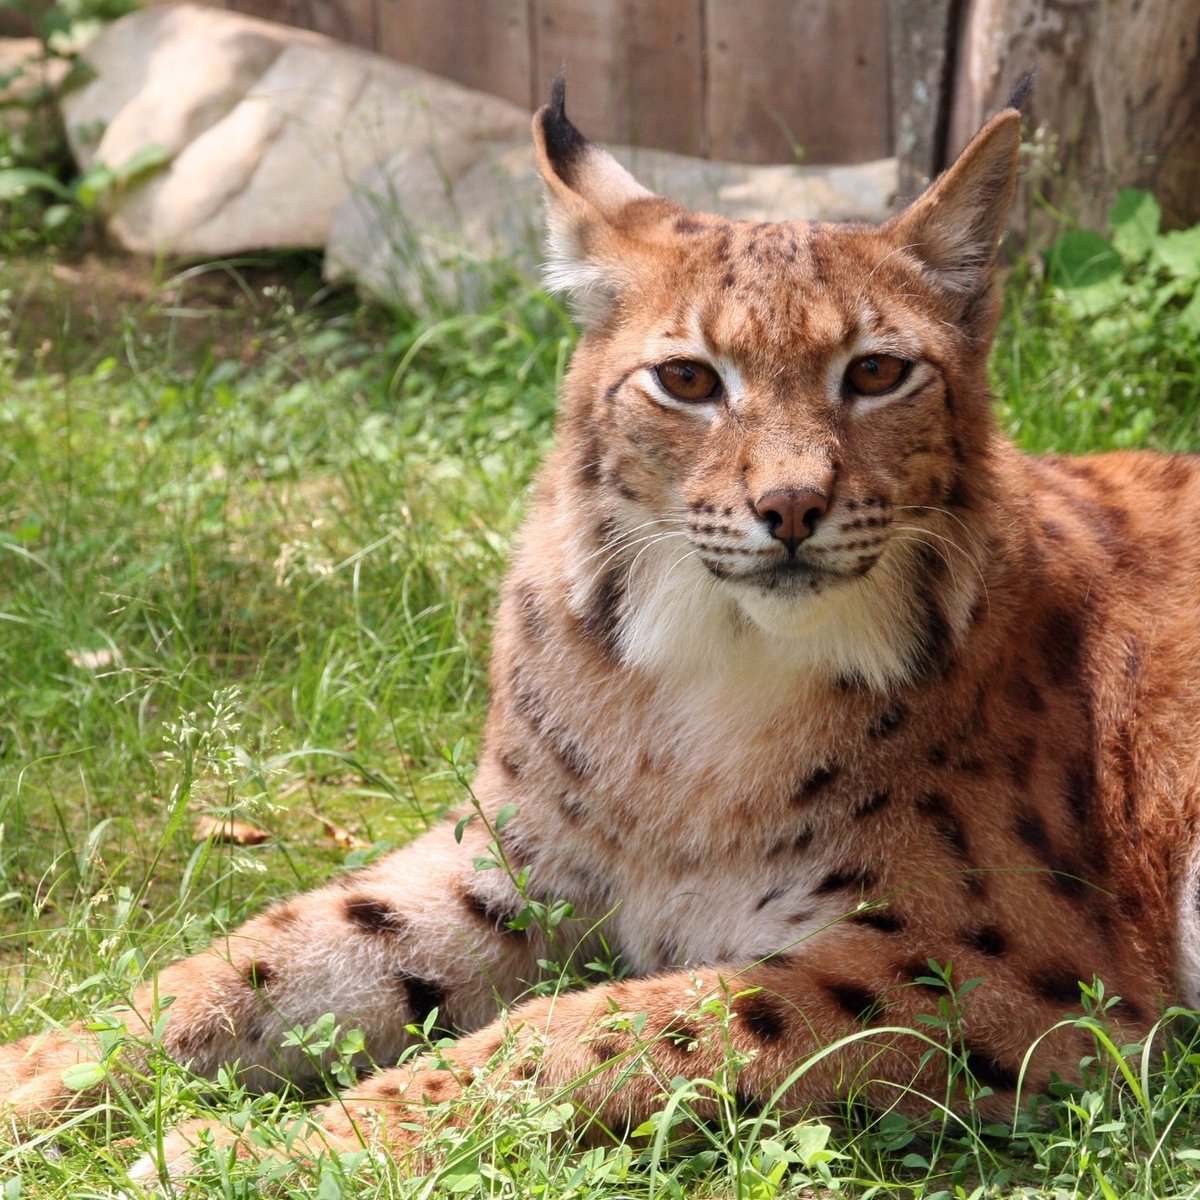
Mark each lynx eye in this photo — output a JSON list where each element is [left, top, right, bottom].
[[845, 355, 910, 397], [654, 359, 722, 403]]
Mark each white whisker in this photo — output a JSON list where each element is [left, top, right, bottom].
[[666, 546, 704, 574], [890, 529, 963, 594], [580, 530, 687, 592], [893, 503, 985, 547], [623, 531, 691, 589], [572, 522, 682, 572], [892, 509, 991, 617]]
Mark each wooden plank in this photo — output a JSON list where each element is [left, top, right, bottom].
[[531, 0, 705, 154], [0, 9, 34, 34], [228, 0, 376, 48], [0, 0, 47, 31], [888, 0, 954, 200], [705, 0, 891, 164], [376, 0, 531, 111]]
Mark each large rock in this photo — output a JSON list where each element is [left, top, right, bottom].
[[59, 4, 530, 256], [326, 138, 898, 311]]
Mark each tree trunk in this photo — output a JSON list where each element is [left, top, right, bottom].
[[945, 0, 1200, 234]]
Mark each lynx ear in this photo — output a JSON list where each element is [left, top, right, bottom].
[[886, 106, 1022, 306], [532, 74, 653, 322]]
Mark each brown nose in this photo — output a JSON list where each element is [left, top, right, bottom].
[[755, 489, 828, 553]]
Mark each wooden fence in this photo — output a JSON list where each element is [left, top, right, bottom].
[[158, 0, 894, 166], [9, 0, 1196, 226]]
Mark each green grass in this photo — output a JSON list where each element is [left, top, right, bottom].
[[0, 221, 1198, 1199]]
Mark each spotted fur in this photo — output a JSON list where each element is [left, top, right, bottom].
[[6, 80, 1200, 1182]]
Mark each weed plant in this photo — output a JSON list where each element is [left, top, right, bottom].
[[0, 186, 1198, 1197]]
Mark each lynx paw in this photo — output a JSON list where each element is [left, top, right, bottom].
[[124, 1058, 466, 1186], [124, 1111, 377, 1189], [126, 1122, 216, 1187]]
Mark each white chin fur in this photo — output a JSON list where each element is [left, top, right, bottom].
[[609, 535, 921, 693], [732, 579, 916, 692]]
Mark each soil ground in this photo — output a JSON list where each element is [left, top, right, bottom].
[[1, 246, 338, 372]]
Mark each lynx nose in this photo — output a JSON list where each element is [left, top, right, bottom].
[[755, 489, 828, 553]]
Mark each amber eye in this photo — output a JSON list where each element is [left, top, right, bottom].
[[654, 359, 722, 403], [845, 355, 911, 397]]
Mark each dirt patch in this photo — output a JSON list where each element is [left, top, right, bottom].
[[0, 247, 344, 375]]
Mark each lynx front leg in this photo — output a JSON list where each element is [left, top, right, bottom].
[[306, 932, 1127, 1161], [0, 819, 545, 1130], [139, 929, 1111, 1182], [132, 953, 890, 1184]]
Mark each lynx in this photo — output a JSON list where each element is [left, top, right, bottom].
[[5, 77, 1200, 1183]]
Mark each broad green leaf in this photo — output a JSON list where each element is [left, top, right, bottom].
[[314, 1169, 343, 1200], [1179, 288, 1200, 335], [113, 142, 172, 185], [790, 1120, 832, 1164], [42, 202, 75, 229], [59, 56, 97, 95], [1109, 187, 1160, 263], [746, 1169, 784, 1200], [75, 161, 116, 210], [0, 167, 71, 201], [1154, 226, 1200, 278], [1045, 229, 1122, 291], [60, 1060, 106, 1091], [1091, 1162, 1122, 1200], [1061, 277, 1126, 319]]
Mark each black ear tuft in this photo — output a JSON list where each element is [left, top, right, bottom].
[[1006, 68, 1035, 115], [539, 70, 589, 186]]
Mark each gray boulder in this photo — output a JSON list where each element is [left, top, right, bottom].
[[59, 4, 530, 257]]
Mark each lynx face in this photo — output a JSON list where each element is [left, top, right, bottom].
[[578, 225, 971, 595], [535, 91, 1015, 688]]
